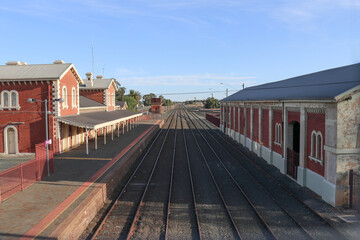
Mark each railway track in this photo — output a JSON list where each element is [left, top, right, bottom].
[[86, 107, 350, 240], [186, 107, 349, 240]]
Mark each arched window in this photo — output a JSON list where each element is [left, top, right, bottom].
[[10, 90, 19, 109], [274, 123, 282, 146], [72, 87, 76, 108], [112, 93, 115, 106], [309, 130, 323, 164], [62, 86, 68, 108], [3, 91, 9, 107]]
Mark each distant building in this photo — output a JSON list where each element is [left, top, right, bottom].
[[0, 61, 142, 156], [220, 63, 360, 207], [151, 98, 162, 113], [115, 101, 128, 110]]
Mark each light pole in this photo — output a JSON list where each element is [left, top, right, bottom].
[[220, 82, 239, 97], [28, 98, 62, 177]]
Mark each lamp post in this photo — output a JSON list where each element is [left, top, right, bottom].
[[28, 98, 62, 177]]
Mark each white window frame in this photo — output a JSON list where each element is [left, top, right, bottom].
[[309, 130, 323, 165], [72, 87, 76, 108], [62, 86, 68, 109], [1, 90, 20, 110]]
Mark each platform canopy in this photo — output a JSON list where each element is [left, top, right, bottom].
[[55, 110, 143, 130]]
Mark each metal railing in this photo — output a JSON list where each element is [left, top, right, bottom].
[[349, 169, 360, 211], [0, 143, 54, 204]]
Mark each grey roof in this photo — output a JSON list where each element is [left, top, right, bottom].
[[80, 78, 116, 90], [56, 110, 142, 129], [0, 63, 73, 80], [79, 96, 106, 108], [222, 63, 360, 102], [116, 101, 127, 108]]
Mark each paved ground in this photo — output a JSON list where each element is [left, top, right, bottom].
[[0, 119, 159, 240], [0, 155, 35, 172]]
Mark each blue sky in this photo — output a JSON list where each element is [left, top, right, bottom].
[[1, 0, 359, 101]]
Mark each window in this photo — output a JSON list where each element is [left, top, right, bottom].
[[112, 93, 115, 106], [3, 92, 9, 107], [62, 86, 68, 108], [274, 123, 282, 146], [1, 90, 19, 110], [72, 87, 76, 108], [309, 130, 323, 165]]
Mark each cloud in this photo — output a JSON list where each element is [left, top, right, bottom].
[[118, 73, 256, 87]]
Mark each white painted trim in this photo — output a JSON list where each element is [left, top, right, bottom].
[[3, 125, 19, 155]]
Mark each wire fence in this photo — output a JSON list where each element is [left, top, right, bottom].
[[0, 143, 54, 204]]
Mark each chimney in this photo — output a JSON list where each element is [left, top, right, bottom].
[[85, 72, 94, 86], [6, 61, 22, 66], [53, 60, 65, 64], [96, 75, 104, 79]]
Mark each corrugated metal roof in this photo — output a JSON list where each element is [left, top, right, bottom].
[[56, 110, 142, 129], [0, 63, 72, 80], [222, 63, 360, 102], [80, 78, 115, 90], [79, 96, 105, 108]]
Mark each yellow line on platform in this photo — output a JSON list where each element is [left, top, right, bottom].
[[54, 157, 112, 160]]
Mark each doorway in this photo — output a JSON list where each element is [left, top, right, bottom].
[[4, 126, 18, 154], [287, 121, 300, 179]]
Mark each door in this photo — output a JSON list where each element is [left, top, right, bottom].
[[7, 127, 16, 154]]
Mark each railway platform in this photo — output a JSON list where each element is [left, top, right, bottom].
[[0, 118, 162, 240]]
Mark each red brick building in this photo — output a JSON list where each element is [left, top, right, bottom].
[[151, 98, 162, 113], [0, 61, 142, 156], [220, 63, 360, 207], [79, 72, 118, 112]]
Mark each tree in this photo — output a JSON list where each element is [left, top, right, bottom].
[[116, 87, 126, 101], [129, 89, 141, 103], [143, 93, 157, 106], [124, 95, 137, 111], [204, 97, 219, 109], [162, 98, 174, 106]]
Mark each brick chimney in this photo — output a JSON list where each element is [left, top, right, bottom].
[[85, 72, 94, 86]]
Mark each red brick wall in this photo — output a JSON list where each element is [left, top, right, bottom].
[[106, 83, 116, 111], [235, 107, 239, 132], [253, 108, 259, 142], [233, 107, 235, 131], [60, 70, 79, 116], [79, 90, 104, 104], [0, 82, 52, 153], [288, 111, 300, 124], [307, 113, 325, 176], [240, 107, 245, 135], [262, 109, 269, 147], [246, 108, 251, 137], [273, 109, 282, 155]]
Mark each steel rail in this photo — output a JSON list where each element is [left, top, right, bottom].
[[180, 109, 203, 240], [184, 108, 278, 240], [126, 111, 178, 240], [90, 110, 176, 240], [183, 109, 242, 240], [164, 108, 178, 239], [189, 108, 349, 240]]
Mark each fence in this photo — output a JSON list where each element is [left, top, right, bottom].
[[0, 143, 54, 204], [206, 113, 220, 128], [349, 169, 360, 211]]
